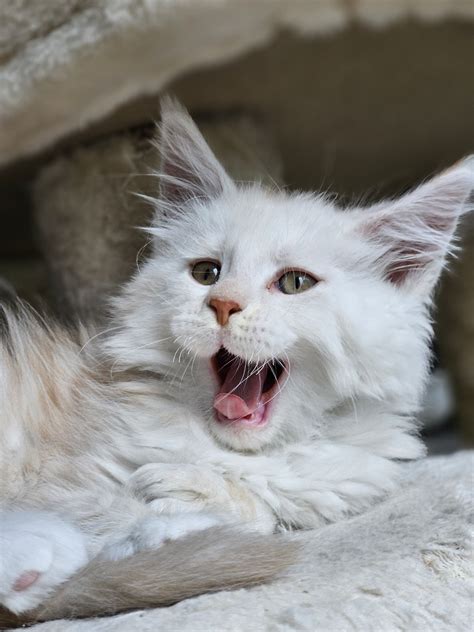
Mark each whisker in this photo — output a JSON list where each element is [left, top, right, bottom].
[[78, 325, 122, 354], [109, 335, 174, 377], [135, 238, 154, 272]]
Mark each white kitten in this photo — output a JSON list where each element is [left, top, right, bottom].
[[0, 98, 472, 624]]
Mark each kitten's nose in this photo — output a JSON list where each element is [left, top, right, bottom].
[[208, 298, 242, 326]]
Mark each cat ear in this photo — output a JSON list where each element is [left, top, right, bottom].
[[361, 160, 473, 293], [156, 96, 233, 210]]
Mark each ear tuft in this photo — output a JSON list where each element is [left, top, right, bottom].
[[155, 96, 232, 212], [362, 160, 473, 291]]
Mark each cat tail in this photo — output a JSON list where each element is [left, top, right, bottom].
[[3, 527, 297, 627]]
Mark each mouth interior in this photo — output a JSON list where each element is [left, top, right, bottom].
[[212, 348, 285, 426]]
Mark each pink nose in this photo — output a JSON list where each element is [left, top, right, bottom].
[[209, 299, 242, 326]]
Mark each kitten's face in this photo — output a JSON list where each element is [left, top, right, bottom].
[[126, 188, 428, 451], [111, 100, 472, 452]]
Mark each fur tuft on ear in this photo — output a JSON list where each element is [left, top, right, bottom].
[[154, 96, 233, 213], [362, 159, 473, 292]]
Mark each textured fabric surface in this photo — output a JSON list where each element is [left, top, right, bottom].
[[30, 452, 473, 631], [1, 0, 473, 167]]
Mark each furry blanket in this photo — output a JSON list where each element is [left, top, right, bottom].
[[29, 452, 473, 631], [1, 0, 473, 167]]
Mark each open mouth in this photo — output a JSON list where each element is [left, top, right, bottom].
[[211, 348, 287, 428]]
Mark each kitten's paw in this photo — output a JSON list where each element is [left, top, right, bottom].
[[101, 512, 222, 561], [128, 462, 275, 533], [128, 463, 228, 509], [0, 511, 88, 614]]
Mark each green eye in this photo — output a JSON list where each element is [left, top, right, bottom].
[[277, 270, 317, 295], [191, 260, 221, 285]]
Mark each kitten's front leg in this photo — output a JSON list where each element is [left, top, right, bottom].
[[127, 463, 276, 534], [128, 439, 404, 536]]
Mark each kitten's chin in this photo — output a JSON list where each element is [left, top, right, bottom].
[[209, 419, 281, 452], [209, 348, 287, 445]]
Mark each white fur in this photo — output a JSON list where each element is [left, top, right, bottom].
[[0, 100, 472, 614]]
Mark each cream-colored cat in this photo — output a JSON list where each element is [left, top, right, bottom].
[[0, 98, 472, 624]]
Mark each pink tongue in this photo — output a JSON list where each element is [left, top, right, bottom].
[[214, 362, 268, 420]]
